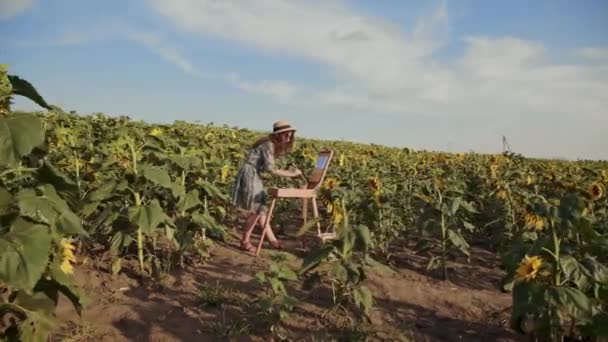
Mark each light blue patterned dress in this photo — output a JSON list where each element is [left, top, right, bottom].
[[231, 140, 275, 215]]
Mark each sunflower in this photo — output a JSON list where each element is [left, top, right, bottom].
[[323, 177, 339, 190], [588, 182, 604, 201], [149, 127, 163, 137], [338, 153, 346, 167], [204, 132, 215, 142], [515, 255, 543, 282], [496, 188, 508, 200], [59, 238, 77, 274], [524, 211, 546, 231], [369, 176, 381, 192], [324, 199, 344, 226], [526, 175, 534, 185], [220, 164, 231, 182]]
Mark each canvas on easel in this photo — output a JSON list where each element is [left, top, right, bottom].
[[255, 148, 335, 256]]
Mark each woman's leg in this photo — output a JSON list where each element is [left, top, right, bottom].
[[240, 213, 259, 249], [258, 213, 281, 248]]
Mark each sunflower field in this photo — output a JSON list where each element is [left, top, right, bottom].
[[1, 65, 607, 341]]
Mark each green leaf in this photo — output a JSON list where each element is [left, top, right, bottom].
[[129, 199, 171, 235], [332, 262, 348, 282], [0, 185, 13, 215], [199, 180, 228, 201], [296, 217, 321, 237], [548, 286, 593, 323], [364, 255, 397, 275], [459, 200, 479, 214], [178, 189, 202, 213], [9, 293, 66, 342], [191, 211, 226, 240], [580, 256, 608, 284], [450, 197, 462, 216], [17, 185, 86, 236], [18, 309, 56, 342], [354, 225, 372, 251], [35, 161, 79, 195], [85, 180, 120, 202], [559, 254, 588, 289], [447, 229, 470, 256], [270, 278, 285, 295], [0, 113, 45, 167], [8, 74, 53, 110], [299, 245, 334, 275], [462, 220, 476, 232], [140, 164, 172, 189], [277, 268, 298, 282], [0, 218, 52, 291], [353, 286, 373, 314]]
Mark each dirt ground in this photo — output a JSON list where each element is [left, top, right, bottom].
[[50, 229, 524, 342]]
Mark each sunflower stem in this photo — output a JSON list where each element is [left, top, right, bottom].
[[551, 224, 561, 287]]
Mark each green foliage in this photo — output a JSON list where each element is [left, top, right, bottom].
[[0, 66, 85, 341], [255, 252, 299, 339], [0, 59, 606, 340]]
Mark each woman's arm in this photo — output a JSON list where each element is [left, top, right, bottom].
[[270, 168, 302, 178]]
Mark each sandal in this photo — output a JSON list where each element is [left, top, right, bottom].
[[240, 241, 256, 253]]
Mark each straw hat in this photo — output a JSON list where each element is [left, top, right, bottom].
[[271, 120, 296, 135]]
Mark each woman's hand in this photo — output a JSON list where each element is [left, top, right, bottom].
[[291, 168, 303, 178]]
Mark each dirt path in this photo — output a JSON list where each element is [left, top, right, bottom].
[[51, 232, 524, 341]]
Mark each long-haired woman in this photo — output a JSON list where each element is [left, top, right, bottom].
[[231, 120, 302, 253]]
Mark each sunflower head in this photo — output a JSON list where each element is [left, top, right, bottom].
[[515, 255, 543, 282], [323, 177, 339, 190], [588, 182, 604, 201], [524, 211, 546, 231], [369, 176, 381, 192], [526, 175, 534, 185], [59, 238, 77, 275], [338, 153, 346, 166], [496, 188, 508, 200], [149, 127, 163, 137]]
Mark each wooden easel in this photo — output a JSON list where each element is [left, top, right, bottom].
[[255, 149, 335, 256]]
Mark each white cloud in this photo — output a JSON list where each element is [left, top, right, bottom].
[[146, 0, 608, 123], [11, 24, 297, 101], [578, 47, 608, 61], [0, 0, 34, 20], [233, 78, 297, 100], [125, 29, 200, 77]]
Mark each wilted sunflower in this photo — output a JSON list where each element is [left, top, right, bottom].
[[526, 175, 534, 185], [515, 255, 543, 282], [588, 182, 604, 201], [59, 238, 77, 274], [490, 164, 499, 179], [524, 211, 546, 231]]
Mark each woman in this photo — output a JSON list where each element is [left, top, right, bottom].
[[231, 120, 303, 253]]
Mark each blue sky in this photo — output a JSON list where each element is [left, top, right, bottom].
[[1, 0, 607, 160]]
